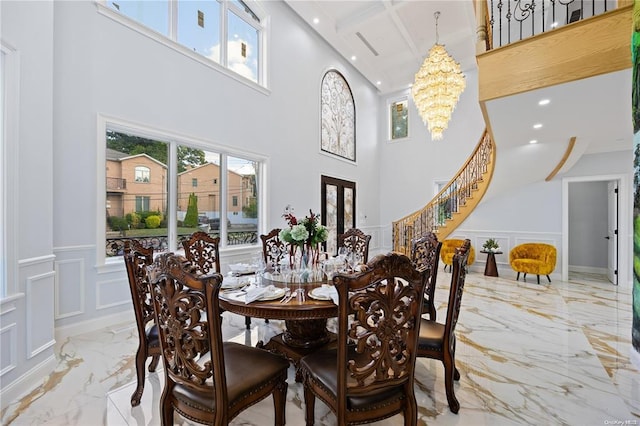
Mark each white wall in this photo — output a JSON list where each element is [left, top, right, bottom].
[[0, 0, 57, 408], [377, 69, 486, 248], [51, 0, 380, 329], [1, 0, 382, 406]]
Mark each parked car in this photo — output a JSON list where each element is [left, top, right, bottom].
[[210, 218, 232, 229]]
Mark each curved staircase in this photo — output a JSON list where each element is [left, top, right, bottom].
[[392, 129, 496, 255]]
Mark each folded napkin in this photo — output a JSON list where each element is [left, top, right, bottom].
[[313, 284, 339, 305], [222, 275, 250, 289], [245, 285, 277, 304]]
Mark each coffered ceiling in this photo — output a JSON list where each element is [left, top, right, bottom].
[[284, 0, 478, 95], [285, 1, 632, 158]]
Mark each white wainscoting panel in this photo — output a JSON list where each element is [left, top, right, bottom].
[[96, 277, 130, 311], [26, 271, 55, 359], [0, 322, 17, 376], [54, 258, 85, 319]]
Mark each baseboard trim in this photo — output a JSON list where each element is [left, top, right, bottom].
[[568, 265, 607, 275], [0, 354, 57, 411]]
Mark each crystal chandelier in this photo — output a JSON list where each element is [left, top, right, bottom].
[[411, 11, 466, 141]]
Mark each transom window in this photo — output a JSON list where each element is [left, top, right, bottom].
[[105, 0, 264, 85]]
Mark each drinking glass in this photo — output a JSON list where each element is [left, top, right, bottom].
[[254, 257, 267, 287], [349, 252, 362, 273], [337, 247, 349, 271]]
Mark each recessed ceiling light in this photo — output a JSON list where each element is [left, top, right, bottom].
[[351, 55, 357, 61], [376, 81, 381, 85], [529, 139, 538, 144], [312, 17, 319, 24], [538, 99, 550, 106], [533, 123, 543, 129]]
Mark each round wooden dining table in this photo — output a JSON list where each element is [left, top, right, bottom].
[[218, 275, 338, 376]]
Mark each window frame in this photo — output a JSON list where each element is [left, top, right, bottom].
[[388, 97, 409, 141], [96, 0, 269, 93], [97, 114, 267, 269], [134, 166, 151, 183], [1, 41, 20, 297]]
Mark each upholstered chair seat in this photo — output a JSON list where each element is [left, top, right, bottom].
[[509, 243, 557, 284], [440, 239, 475, 272], [299, 252, 427, 425]]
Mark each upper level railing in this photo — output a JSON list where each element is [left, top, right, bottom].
[[106, 177, 127, 191], [488, 0, 613, 48], [392, 130, 494, 255]]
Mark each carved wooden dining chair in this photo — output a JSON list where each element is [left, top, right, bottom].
[[411, 232, 442, 321], [337, 227, 372, 262], [181, 231, 221, 275], [260, 228, 288, 269], [417, 239, 471, 414], [123, 239, 161, 407], [148, 253, 289, 425], [299, 252, 427, 426], [182, 230, 253, 329]]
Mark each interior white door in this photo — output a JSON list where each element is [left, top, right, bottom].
[[607, 180, 618, 284]]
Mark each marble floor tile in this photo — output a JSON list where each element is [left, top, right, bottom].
[[2, 272, 638, 425]]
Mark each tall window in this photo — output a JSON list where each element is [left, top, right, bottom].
[[105, 0, 264, 85], [104, 127, 262, 258]]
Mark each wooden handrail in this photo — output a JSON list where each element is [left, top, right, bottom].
[[392, 130, 495, 254]]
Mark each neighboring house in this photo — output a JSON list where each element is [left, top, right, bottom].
[[105, 149, 167, 218], [177, 163, 246, 218]]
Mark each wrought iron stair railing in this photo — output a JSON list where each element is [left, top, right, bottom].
[[392, 130, 495, 255]]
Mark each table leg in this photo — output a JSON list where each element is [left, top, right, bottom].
[[258, 319, 335, 382], [484, 252, 499, 277]]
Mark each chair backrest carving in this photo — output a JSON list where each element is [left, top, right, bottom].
[[181, 231, 221, 275], [149, 253, 224, 390], [260, 228, 289, 267], [332, 253, 426, 405], [411, 232, 442, 319], [124, 240, 155, 336], [445, 239, 471, 344], [337, 228, 372, 262]]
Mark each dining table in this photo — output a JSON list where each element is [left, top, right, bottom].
[[218, 272, 339, 379]]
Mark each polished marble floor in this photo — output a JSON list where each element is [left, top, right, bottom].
[[2, 270, 639, 425]]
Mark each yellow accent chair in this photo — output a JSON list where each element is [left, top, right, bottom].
[[509, 243, 557, 284], [440, 239, 475, 272]]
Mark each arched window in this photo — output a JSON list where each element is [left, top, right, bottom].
[[320, 70, 355, 161], [135, 166, 150, 183]]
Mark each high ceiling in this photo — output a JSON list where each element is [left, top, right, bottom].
[[285, 1, 632, 158], [285, 0, 478, 95]]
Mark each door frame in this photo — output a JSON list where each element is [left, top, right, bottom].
[[562, 173, 631, 286], [321, 175, 356, 255]]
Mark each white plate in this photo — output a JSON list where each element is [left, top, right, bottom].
[[308, 286, 332, 301], [257, 287, 286, 301]]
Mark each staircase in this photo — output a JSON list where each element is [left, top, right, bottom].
[[392, 130, 495, 255], [392, 3, 630, 255]]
